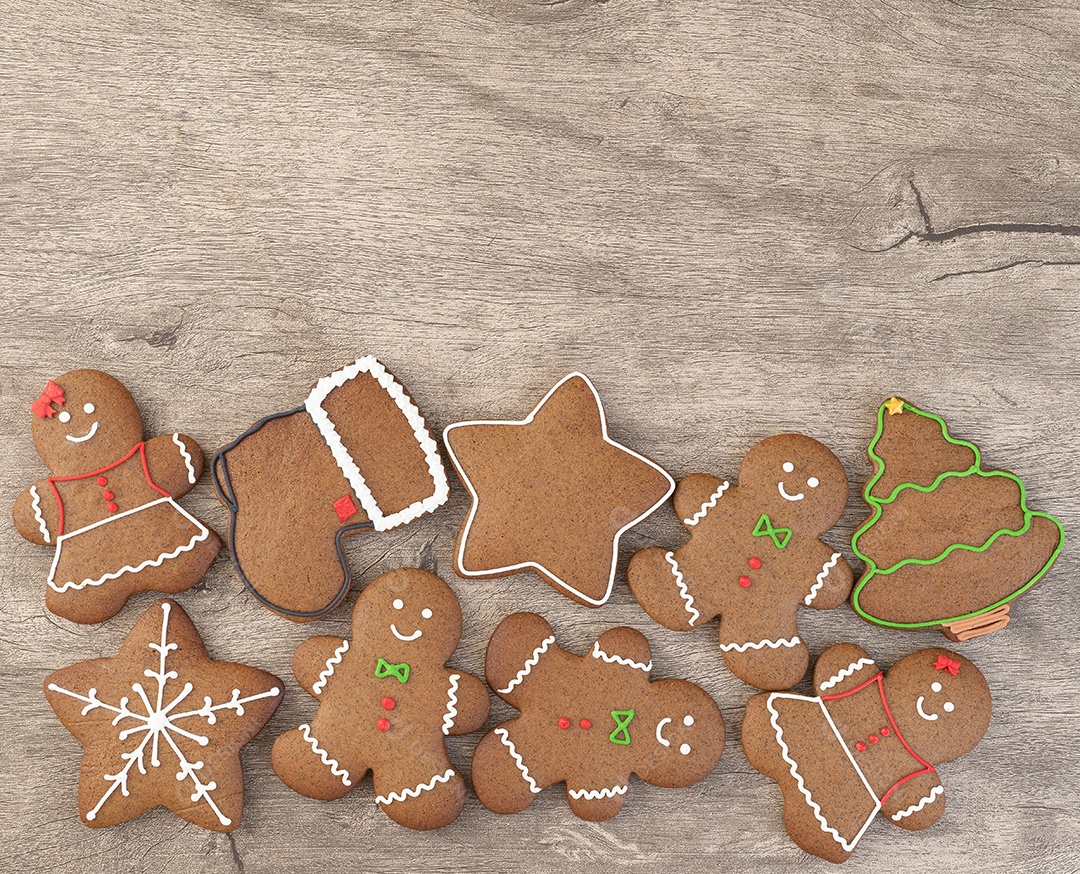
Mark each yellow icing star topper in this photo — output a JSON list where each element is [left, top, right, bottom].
[[884, 397, 905, 416]]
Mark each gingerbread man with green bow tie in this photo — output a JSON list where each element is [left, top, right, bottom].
[[628, 434, 854, 690]]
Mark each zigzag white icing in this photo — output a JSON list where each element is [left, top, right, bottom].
[[592, 642, 651, 673], [891, 785, 943, 820], [819, 658, 875, 692], [376, 768, 455, 805], [298, 723, 352, 786], [30, 485, 50, 543], [805, 553, 841, 605], [495, 727, 541, 794], [665, 551, 700, 626], [719, 637, 800, 653], [497, 636, 555, 694], [568, 784, 628, 800], [683, 481, 729, 526], [442, 674, 460, 735], [312, 640, 349, 695], [172, 433, 197, 484]]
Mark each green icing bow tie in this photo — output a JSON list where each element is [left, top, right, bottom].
[[609, 709, 635, 745], [375, 658, 410, 684], [753, 513, 791, 550]]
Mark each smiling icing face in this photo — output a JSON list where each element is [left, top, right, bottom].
[[30, 370, 143, 476], [390, 597, 434, 642], [777, 460, 819, 502], [655, 713, 697, 756], [353, 568, 464, 663], [638, 679, 725, 786], [738, 434, 849, 530], [915, 680, 955, 722]]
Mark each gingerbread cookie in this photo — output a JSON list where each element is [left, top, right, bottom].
[[442, 373, 675, 607], [472, 613, 725, 821], [852, 397, 1064, 640], [271, 568, 489, 829], [742, 644, 991, 863], [627, 434, 852, 690], [13, 370, 221, 624], [44, 599, 282, 831], [211, 357, 450, 621]]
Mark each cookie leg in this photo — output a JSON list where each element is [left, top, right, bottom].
[[718, 613, 808, 690], [271, 725, 363, 801], [471, 727, 544, 815], [564, 781, 630, 822], [373, 766, 466, 830], [626, 546, 702, 631]]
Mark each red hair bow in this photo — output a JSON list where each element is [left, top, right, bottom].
[[31, 380, 66, 419], [934, 655, 960, 677]]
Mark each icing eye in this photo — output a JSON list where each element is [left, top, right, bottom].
[[931, 682, 942, 693], [392, 599, 404, 610], [807, 477, 819, 488], [679, 743, 691, 755], [683, 715, 694, 727], [943, 701, 955, 713], [58, 411, 71, 423], [83, 402, 95, 414], [421, 608, 433, 619], [782, 462, 794, 473]]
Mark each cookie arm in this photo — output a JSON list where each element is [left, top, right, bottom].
[[13, 479, 58, 545], [145, 432, 204, 498], [882, 771, 946, 831], [591, 627, 653, 677], [441, 669, 490, 736], [485, 612, 558, 707], [802, 543, 853, 611], [293, 636, 351, 698], [810, 643, 878, 696], [672, 473, 731, 529]]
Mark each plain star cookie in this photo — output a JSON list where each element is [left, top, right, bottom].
[[628, 434, 853, 689], [472, 612, 725, 822], [44, 599, 282, 831], [851, 397, 1064, 640], [12, 370, 221, 624], [211, 357, 450, 621], [271, 568, 489, 830], [742, 644, 991, 863], [442, 373, 675, 607]]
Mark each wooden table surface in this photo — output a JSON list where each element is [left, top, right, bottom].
[[2, 1, 1078, 871]]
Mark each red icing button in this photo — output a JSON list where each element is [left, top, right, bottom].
[[748, 557, 762, 569], [333, 494, 358, 523], [97, 476, 108, 486], [869, 734, 879, 745], [579, 718, 591, 730], [101, 490, 115, 501], [738, 576, 752, 588], [880, 727, 891, 737], [381, 696, 395, 710], [106, 502, 119, 513], [558, 717, 571, 730], [855, 741, 867, 752], [377, 717, 391, 732]]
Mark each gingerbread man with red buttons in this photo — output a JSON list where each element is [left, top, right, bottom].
[[12, 370, 221, 624], [628, 434, 853, 690]]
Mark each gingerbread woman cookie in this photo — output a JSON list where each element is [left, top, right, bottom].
[[471, 613, 725, 822], [45, 599, 282, 831], [628, 434, 853, 690], [13, 370, 221, 624], [742, 644, 992, 863], [271, 568, 489, 829]]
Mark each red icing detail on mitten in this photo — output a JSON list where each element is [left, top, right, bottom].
[[334, 494, 358, 522]]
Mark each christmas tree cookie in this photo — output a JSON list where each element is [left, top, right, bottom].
[[851, 397, 1063, 640]]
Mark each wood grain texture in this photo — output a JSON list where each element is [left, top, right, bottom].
[[1, 0, 1078, 871]]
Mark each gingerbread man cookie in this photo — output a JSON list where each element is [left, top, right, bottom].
[[742, 644, 992, 863], [628, 434, 853, 690], [471, 613, 725, 822], [271, 568, 489, 829], [44, 599, 282, 831], [13, 370, 221, 624]]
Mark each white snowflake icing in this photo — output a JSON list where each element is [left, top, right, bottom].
[[47, 602, 280, 826]]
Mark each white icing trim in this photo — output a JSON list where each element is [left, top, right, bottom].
[[719, 636, 800, 653], [805, 553, 842, 605], [376, 768, 455, 805], [443, 372, 675, 607], [298, 723, 352, 786], [442, 674, 460, 735], [305, 356, 449, 532], [312, 639, 349, 695], [683, 481, 729, 526], [592, 641, 651, 673], [494, 727, 541, 794], [65, 421, 99, 443], [30, 485, 50, 543], [819, 658, 876, 692], [47, 498, 211, 593], [767, 692, 880, 853], [891, 785, 943, 821], [172, 433, 197, 484], [390, 624, 422, 642], [497, 636, 555, 694], [568, 784, 628, 800], [665, 551, 700, 627], [655, 717, 672, 747]]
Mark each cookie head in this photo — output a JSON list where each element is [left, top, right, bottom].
[[30, 370, 142, 476], [353, 568, 463, 663], [738, 434, 848, 530], [636, 679, 725, 788], [886, 648, 992, 764]]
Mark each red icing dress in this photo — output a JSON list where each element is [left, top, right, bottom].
[[46, 443, 210, 595]]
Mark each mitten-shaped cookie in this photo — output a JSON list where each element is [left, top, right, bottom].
[[13, 370, 221, 623], [472, 613, 724, 822], [211, 357, 450, 621], [271, 568, 489, 830], [742, 644, 991, 863], [628, 434, 852, 689]]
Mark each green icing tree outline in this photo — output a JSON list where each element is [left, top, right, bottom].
[[851, 400, 1064, 629]]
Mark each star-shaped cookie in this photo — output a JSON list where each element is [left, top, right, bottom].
[[443, 373, 675, 606], [44, 599, 282, 831]]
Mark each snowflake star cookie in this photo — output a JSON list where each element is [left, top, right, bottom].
[[628, 434, 853, 689], [44, 599, 282, 831], [13, 370, 221, 624], [742, 644, 992, 863], [442, 373, 675, 607], [472, 613, 725, 822], [271, 568, 489, 830]]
